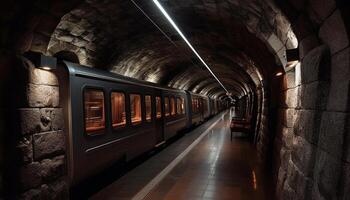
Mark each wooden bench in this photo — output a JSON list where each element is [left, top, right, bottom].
[[230, 116, 252, 141]]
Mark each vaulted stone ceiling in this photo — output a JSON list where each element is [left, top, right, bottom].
[[47, 0, 297, 98]]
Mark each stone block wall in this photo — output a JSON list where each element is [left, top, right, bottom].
[[274, 3, 350, 199], [1, 3, 80, 197], [253, 84, 274, 165], [4, 57, 68, 199], [256, 91, 270, 161]]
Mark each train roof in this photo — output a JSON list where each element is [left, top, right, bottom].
[[63, 61, 187, 94]]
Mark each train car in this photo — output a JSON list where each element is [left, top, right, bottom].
[[162, 89, 188, 140], [209, 98, 217, 116], [202, 96, 211, 119], [186, 92, 204, 126], [59, 61, 188, 186], [58, 61, 223, 187], [214, 99, 219, 114]]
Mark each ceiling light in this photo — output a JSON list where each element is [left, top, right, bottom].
[[152, 0, 231, 98]]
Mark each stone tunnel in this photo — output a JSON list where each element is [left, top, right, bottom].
[[0, 0, 349, 199]]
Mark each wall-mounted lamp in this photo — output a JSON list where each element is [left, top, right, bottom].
[[25, 52, 57, 70], [275, 72, 283, 77], [286, 48, 299, 68]]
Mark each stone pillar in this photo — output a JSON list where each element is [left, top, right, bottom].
[[4, 55, 68, 199], [255, 82, 271, 163]]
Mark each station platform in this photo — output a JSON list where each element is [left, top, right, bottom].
[[90, 111, 272, 200]]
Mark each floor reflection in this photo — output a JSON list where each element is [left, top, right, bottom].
[[145, 112, 273, 200]]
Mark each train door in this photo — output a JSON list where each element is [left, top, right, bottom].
[[154, 90, 165, 146], [185, 91, 192, 128]]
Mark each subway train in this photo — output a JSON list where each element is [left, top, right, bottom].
[[58, 61, 227, 186]]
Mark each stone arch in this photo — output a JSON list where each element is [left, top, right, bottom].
[[53, 50, 80, 64], [47, 41, 90, 66]]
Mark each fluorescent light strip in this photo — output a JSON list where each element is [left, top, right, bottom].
[[152, 0, 229, 94]]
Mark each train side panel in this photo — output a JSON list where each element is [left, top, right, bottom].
[[185, 91, 192, 129], [162, 91, 187, 140], [65, 65, 158, 186], [203, 96, 210, 119]]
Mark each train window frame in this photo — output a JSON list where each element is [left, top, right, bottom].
[[164, 96, 170, 117], [110, 90, 127, 129], [170, 96, 176, 116], [130, 93, 143, 125], [145, 94, 152, 122], [156, 96, 162, 119], [83, 87, 106, 136]]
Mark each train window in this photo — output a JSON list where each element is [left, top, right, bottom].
[[145, 95, 152, 122], [170, 97, 176, 116], [84, 89, 105, 134], [176, 97, 182, 115], [197, 99, 202, 112], [130, 94, 142, 124], [164, 97, 170, 116], [191, 98, 195, 113], [181, 97, 185, 114], [192, 98, 198, 113], [156, 96, 162, 118], [195, 99, 197, 113], [111, 92, 126, 128]]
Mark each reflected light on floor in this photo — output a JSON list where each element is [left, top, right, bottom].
[[208, 130, 224, 173], [252, 170, 257, 190]]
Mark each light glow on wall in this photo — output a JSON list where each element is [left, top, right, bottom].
[[41, 66, 52, 71]]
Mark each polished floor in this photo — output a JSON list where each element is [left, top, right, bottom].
[[92, 111, 272, 200]]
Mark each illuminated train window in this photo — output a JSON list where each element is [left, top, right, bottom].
[[84, 89, 105, 134], [130, 94, 142, 124], [111, 92, 126, 128], [197, 99, 201, 111], [156, 96, 162, 118], [176, 97, 182, 115], [192, 98, 198, 113], [145, 95, 152, 122], [164, 97, 170, 116], [191, 98, 195, 113], [181, 97, 185, 114], [170, 97, 176, 116]]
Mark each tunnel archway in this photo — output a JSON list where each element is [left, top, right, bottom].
[[53, 51, 80, 64], [1, 0, 349, 199]]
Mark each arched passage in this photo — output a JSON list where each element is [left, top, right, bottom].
[[0, 0, 349, 199]]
